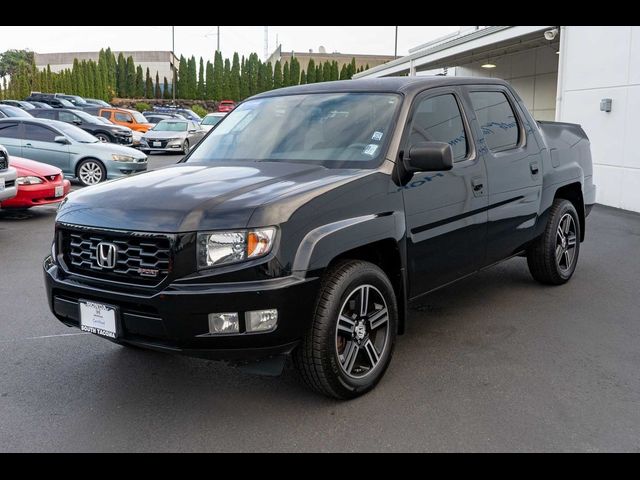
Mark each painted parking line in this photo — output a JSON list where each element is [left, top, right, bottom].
[[0, 332, 90, 343]]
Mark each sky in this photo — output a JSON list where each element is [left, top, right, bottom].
[[0, 26, 459, 62]]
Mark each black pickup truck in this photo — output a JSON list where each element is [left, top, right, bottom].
[[44, 77, 596, 399]]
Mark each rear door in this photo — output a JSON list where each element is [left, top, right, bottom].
[[0, 122, 23, 157], [401, 88, 488, 297], [463, 87, 543, 264], [21, 122, 71, 173]]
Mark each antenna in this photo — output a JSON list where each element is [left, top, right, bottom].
[[264, 26, 269, 61]]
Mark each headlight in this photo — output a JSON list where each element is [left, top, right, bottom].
[[16, 176, 44, 185], [111, 154, 136, 162], [197, 227, 276, 268]]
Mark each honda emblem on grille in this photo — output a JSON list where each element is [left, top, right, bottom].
[[96, 242, 117, 269]]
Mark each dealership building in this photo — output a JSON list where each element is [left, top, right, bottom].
[[356, 26, 640, 213]]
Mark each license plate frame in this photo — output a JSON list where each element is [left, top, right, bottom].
[[54, 185, 64, 197], [79, 300, 119, 339], [153, 141, 162, 147]]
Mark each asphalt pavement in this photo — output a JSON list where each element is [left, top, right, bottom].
[[1, 155, 639, 452]]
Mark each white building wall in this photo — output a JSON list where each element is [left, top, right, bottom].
[[455, 45, 558, 120], [559, 26, 640, 212]]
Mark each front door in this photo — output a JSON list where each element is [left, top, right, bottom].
[[20, 122, 71, 173], [401, 89, 488, 298], [463, 87, 543, 264]]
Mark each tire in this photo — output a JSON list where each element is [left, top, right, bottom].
[[294, 260, 398, 399], [182, 140, 190, 155], [94, 132, 111, 143], [76, 159, 106, 187], [527, 199, 581, 285]]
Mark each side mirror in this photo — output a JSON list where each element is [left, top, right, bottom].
[[403, 141, 453, 173], [188, 129, 196, 134], [126, 119, 133, 123], [73, 119, 82, 125], [54, 135, 70, 145]]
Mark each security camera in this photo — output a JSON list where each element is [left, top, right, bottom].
[[544, 28, 558, 41]]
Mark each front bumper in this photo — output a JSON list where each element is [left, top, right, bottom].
[[43, 256, 319, 360], [106, 160, 148, 179], [1, 179, 70, 208]]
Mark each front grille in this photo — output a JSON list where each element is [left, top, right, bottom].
[[0, 158, 7, 170], [60, 226, 172, 286], [5, 180, 14, 188], [148, 139, 169, 148]]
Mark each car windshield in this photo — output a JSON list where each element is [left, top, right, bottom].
[[1, 105, 33, 117], [57, 98, 75, 108], [187, 93, 400, 168], [131, 111, 148, 123], [201, 115, 223, 126], [153, 120, 187, 132], [73, 110, 103, 124], [56, 122, 99, 143]]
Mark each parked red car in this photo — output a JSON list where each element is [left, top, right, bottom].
[[217, 100, 236, 113], [0, 156, 71, 209]]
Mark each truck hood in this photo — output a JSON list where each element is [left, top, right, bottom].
[[57, 161, 368, 232]]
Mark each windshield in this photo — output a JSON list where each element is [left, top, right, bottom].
[[66, 95, 89, 106], [131, 111, 148, 123], [0, 105, 33, 118], [187, 93, 400, 168], [56, 122, 99, 143], [153, 120, 187, 132], [73, 109, 103, 124], [57, 98, 75, 108], [202, 115, 223, 126]]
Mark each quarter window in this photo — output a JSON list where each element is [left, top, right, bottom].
[[409, 94, 468, 162], [469, 91, 519, 152]]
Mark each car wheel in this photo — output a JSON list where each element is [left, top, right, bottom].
[[77, 159, 106, 186], [182, 140, 190, 155], [95, 133, 111, 143], [294, 260, 398, 399], [527, 199, 581, 285]]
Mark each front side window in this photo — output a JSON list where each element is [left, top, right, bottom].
[[469, 91, 519, 152], [23, 124, 57, 142], [114, 112, 132, 123], [187, 92, 401, 169], [59, 111, 78, 123], [408, 94, 468, 162]]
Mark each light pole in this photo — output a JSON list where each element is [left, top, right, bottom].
[[172, 25, 176, 103], [394, 26, 398, 59]]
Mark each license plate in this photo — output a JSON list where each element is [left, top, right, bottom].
[[0, 178, 4, 191], [54, 185, 64, 197], [80, 301, 117, 339], [153, 141, 162, 147]]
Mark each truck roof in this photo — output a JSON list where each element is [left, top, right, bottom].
[[253, 76, 511, 99]]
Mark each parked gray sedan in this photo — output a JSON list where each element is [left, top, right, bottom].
[[139, 119, 206, 154], [0, 118, 147, 186]]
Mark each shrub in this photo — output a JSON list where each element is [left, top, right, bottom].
[[191, 104, 208, 118], [135, 102, 151, 112]]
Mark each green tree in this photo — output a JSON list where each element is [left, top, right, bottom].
[[230, 53, 240, 101], [187, 56, 197, 99], [322, 61, 331, 82], [249, 53, 259, 95], [350, 58, 357, 79], [197, 57, 205, 99], [145, 68, 153, 98], [306, 59, 316, 83], [300, 69, 306, 85], [155, 71, 161, 99], [331, 61, 339, 81], [239, 56, 249, 99], [290, 56, 300, 86], [264, 61, 273, 92], [213, 51, 223, 100], [222, 58, 231, 99], [116, 53, 126, 97], [177, 55, 187, 99], [283, 61, 290, 87], [316, 64, 323, 82], [205, 60, 214, 99], [273, 60, 283, 89], [135, 65, 144, 98], [0, 49, 33, 77], [125, 56, 136, 97], [163, 76, 171, 99]]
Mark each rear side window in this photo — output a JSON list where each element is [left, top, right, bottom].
[[36, 110, 57, 120], [469, 91, 519, 152], [0, 123, 21, 138], [24, 123, 57, 142], [408, 94, 468, 162]]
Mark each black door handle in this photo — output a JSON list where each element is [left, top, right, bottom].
[[472, 179, 484, 191], [530, 162, 539, 175]]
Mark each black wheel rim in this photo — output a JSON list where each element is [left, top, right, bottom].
[[556, 213, 577, 272], [335, 284, 389, 379]]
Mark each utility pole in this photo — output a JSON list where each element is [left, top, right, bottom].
[[264, 26, 269, 61], [172, 25, 176, 103], [394, 26, 398, 59], [217, 26, 220, 52]]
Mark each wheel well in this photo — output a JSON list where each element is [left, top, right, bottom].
[[555, 182, 585, 240], [95, 131, 112, 139], [75, 157, 105, 177], [327, 239, 406, 334]]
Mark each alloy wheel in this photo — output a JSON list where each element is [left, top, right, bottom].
[[556, 213, 577, 272], [335, 284, 390, 379], [78, 161, 104, 185]]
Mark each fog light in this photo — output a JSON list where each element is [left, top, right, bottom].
[[208, 312, 239, 334], [245, 309, 278, 333]]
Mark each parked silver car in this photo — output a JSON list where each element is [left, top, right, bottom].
[[200, 112, 226, 132], [0, 118, 147, 186], [139, 119, 206, 154], [0, 145, 18, 202]]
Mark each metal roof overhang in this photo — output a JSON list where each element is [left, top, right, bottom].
[[354, 26, 556, 78]]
